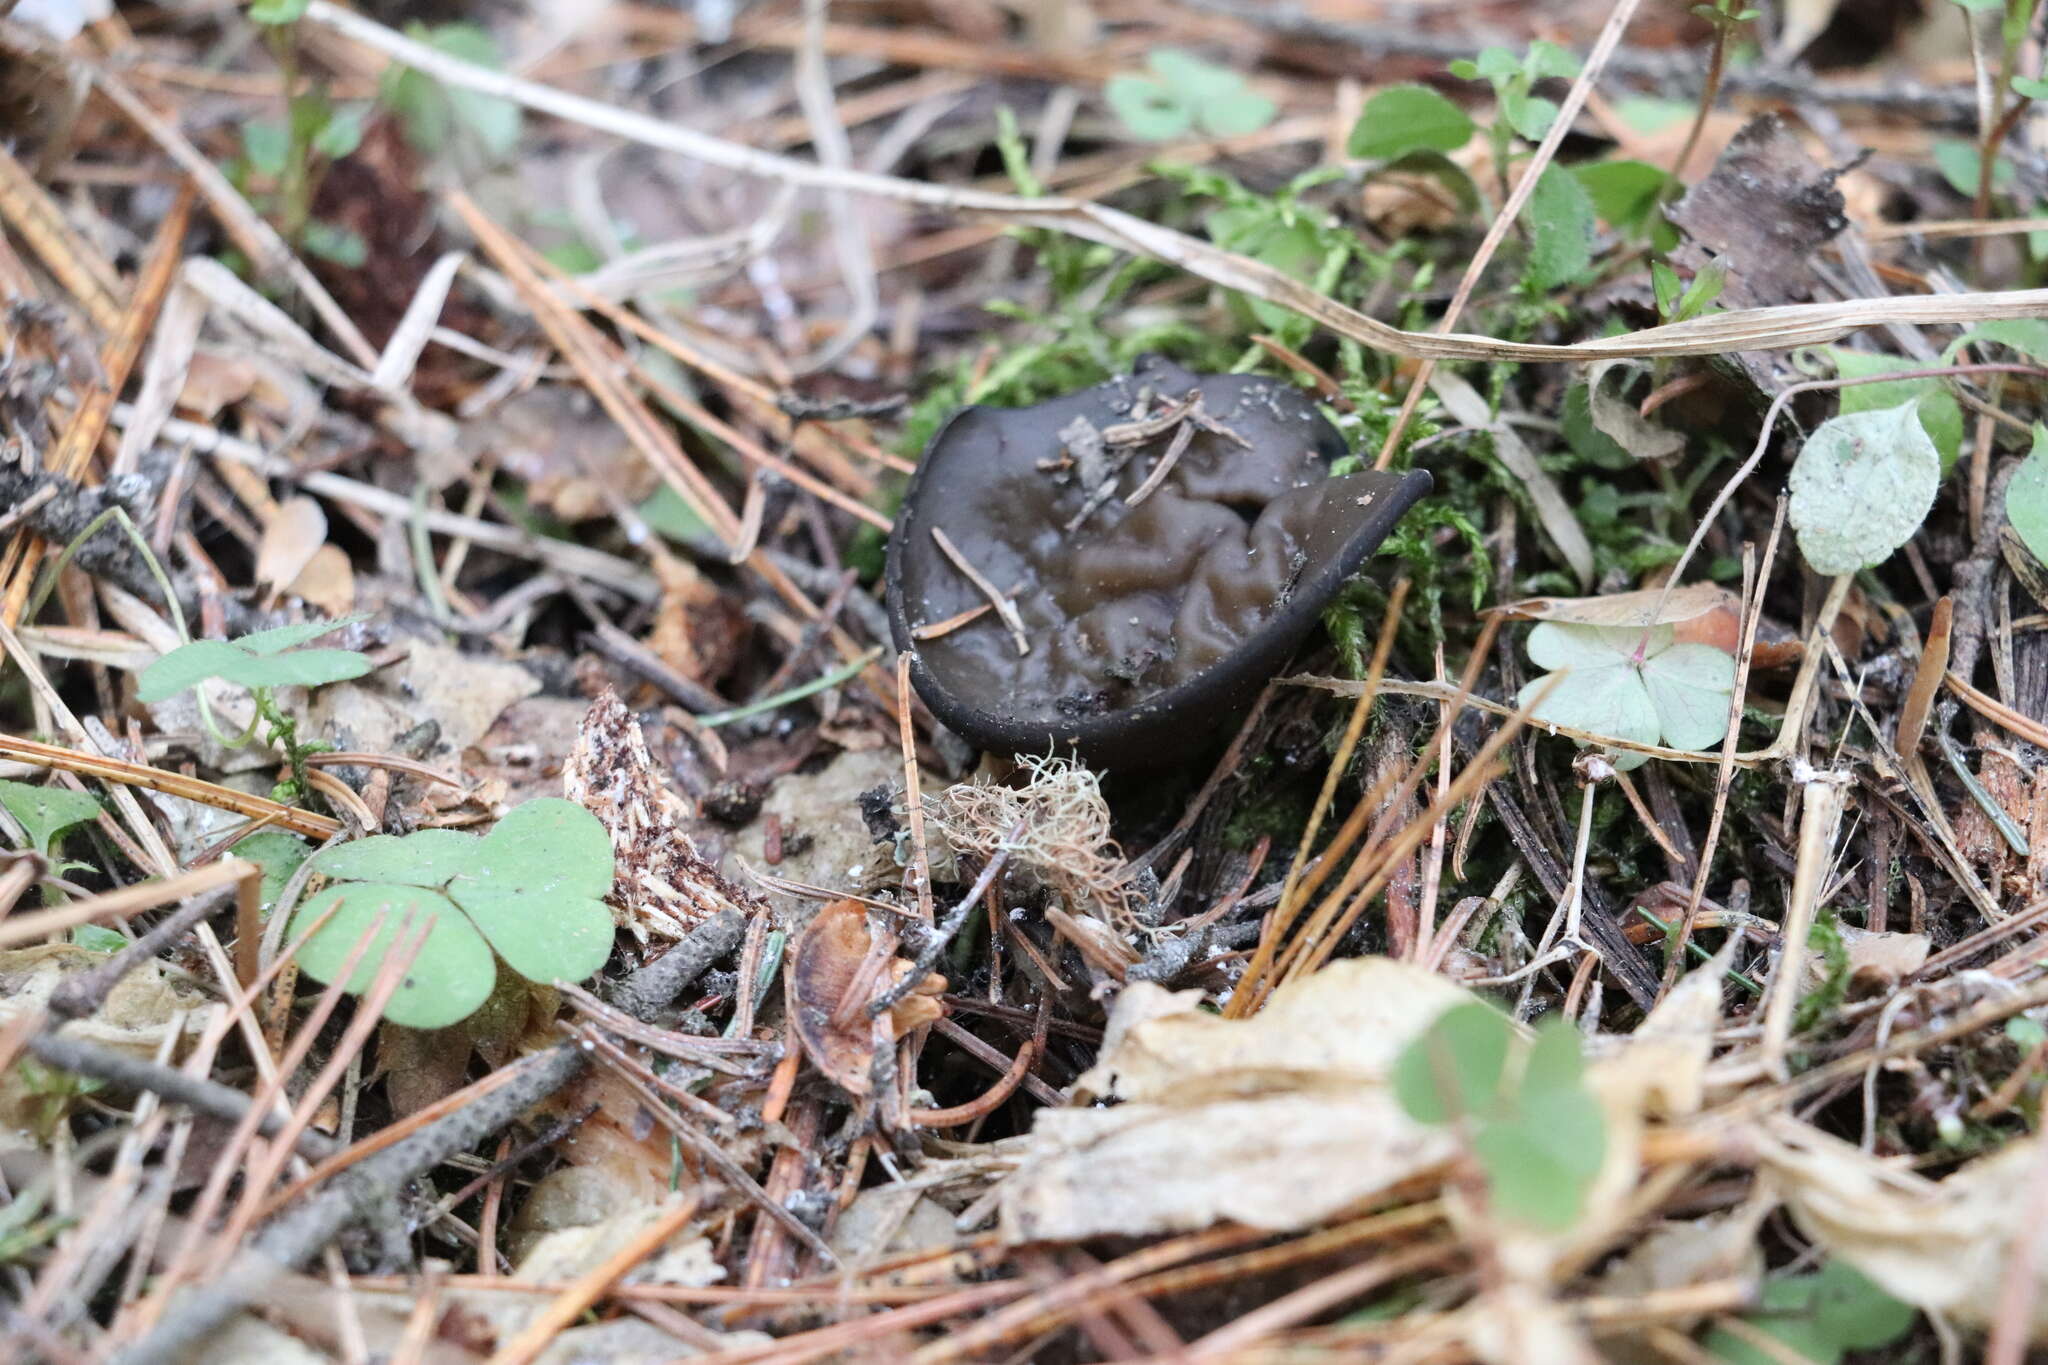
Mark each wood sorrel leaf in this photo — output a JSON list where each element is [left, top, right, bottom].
[[289, 882, 496, 1030]]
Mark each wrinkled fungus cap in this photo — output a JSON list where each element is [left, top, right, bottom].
[[886, 356, 1431, 769]]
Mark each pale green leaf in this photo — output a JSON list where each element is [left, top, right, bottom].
[[1106, 74, 1193, 140], [447, 883, 616, 987], [1525, 621, 1670, 672], [1347, 85, 1474, 160], [235, 613, 368, 656], [216, 647, 372, 691], [1198, 89, 1278, 137], [473, 798, 615, 901], [136, 640, 251, 703], [1147, 49, 1241, 100], [234, 831, 312, 911], [288, 883, 496, 1029], [2008, 424, 2048, 565], [1640, 642, 1737, 751], [1518, 665, 1661, 768], [1944, 317, 2048, 364], [1788, 400, 1940, 575]]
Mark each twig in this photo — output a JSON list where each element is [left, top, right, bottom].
[[25, 1033, 336, 1161], [47, 884, 238, 1020], [604, 909, 747, 1023], [869, 825, 1021, 1019], [930, 528, 1029, 656], [1757, 772, 1851, 1081]]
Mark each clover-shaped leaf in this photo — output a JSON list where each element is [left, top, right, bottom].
[[1106, 49, 1276, 142], [0, 779, 103, 859], [287, 798, 616, 1029], [1706, 1260, 1914, 1365], [1517, 621, 1736, 770], [1787, 399, 1939, 576], [1396, 1007, 1606, 1231], [137, 614, 371, 703]]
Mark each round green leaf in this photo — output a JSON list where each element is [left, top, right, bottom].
[[1348, 84, 1474, 160], [1146, 49, 1241, 101], [136, 639, 250, 703], [1476, 1087, 1605, 1230], [445, 882, 615, 987], [1198, 89, 1278, 138], [2007, 426, 2048, 565], [1395, 1001, 1511, 1123], [312, 828, 481, 888], [288, 883, 495, 1029], [1105, 74, 1193, 141], [474, 799, 615, 901], [1788, 400, 1939, 575], [1640, 642, 1736, 751]]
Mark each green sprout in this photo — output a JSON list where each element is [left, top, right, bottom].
[[136, 616, 371, 804]]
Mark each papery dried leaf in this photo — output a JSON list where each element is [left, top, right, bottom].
[[787, 899, 893, 1098], [1499, 584, 1735, 629], [1764, 1116, 2048, 1339]]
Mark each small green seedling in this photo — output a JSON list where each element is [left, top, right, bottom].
[[1394, 1002, 1606, 1230], [238, 0, 369, 264], [1517, 621, 1736, 770], [1786, 400, 1939, 576], [1704, 1259, 1914, 1365], [137, 616, 370, 803], [286, 798, 617, 1030], [1450, 42, 1579, 143], [1105, 49, 1276, 141], [1650, 259, 1726, 325]]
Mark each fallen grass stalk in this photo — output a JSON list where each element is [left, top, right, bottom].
[[302, 1, 2048, 366]]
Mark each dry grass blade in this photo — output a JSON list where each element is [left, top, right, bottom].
[[451, 191, 744, 550], [302, 1, 2048, 366], [0, 859, 254, 950], [0, 732, 341, 839], [0, 145, 124, 330]]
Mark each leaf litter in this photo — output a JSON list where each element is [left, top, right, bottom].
[[5, 2, 2048, 1362]]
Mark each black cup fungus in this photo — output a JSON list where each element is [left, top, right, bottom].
[[885, 356, 1431, 769]]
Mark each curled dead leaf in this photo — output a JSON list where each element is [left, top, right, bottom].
[[787, 899, 942, 1098]]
